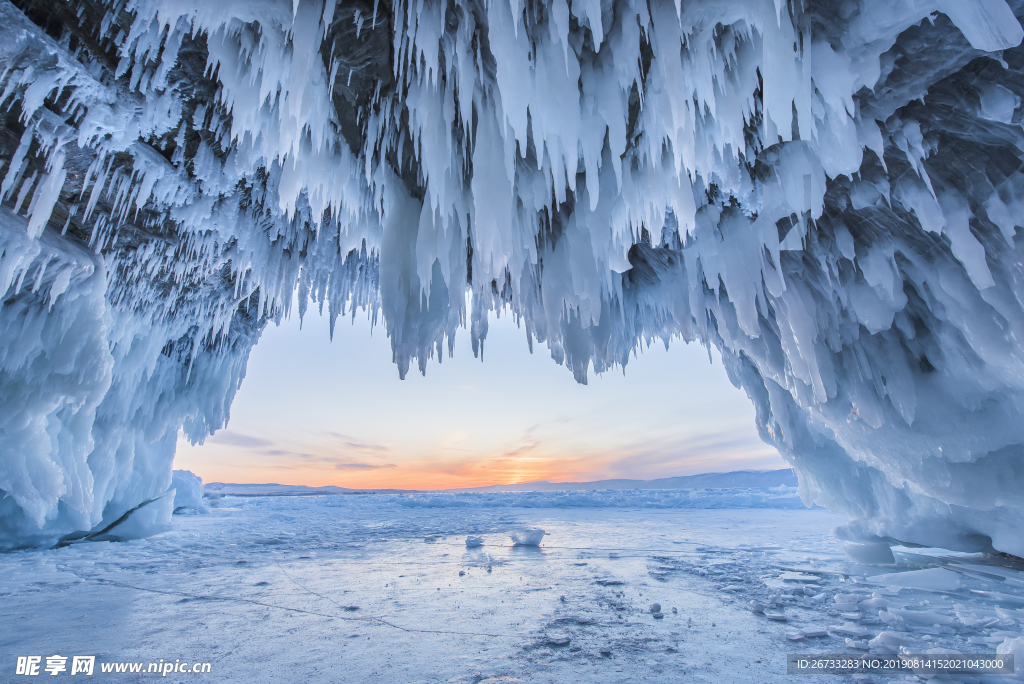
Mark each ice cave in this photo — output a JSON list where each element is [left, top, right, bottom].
[[2, 0, 1024, 565]]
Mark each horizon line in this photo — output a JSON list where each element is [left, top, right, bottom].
[[200, 467, 798, 492]]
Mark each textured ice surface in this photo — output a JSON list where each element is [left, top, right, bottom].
[[3, 495, 1024, 682], [3, 0, 1024, 553], [369, 487, 807, 509]]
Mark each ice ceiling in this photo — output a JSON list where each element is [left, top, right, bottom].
[[2, 0, 1024, 552]]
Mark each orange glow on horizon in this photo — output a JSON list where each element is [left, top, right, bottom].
[[174, 440, 785, 491], [180, 455, 600, 490]]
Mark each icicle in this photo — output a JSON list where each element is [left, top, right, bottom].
[[26, 147, 68, 239], [14, 170, 39, 213], [1, 125, 35, 201]]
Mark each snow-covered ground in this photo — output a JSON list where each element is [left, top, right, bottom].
[[2, 493, 1023, 683]]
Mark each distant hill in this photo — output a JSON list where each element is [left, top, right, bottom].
[[204, 469, 797, 497], [203, 482, 412, 497]]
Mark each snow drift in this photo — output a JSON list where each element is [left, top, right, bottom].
[[2, 0, 1024, 553]]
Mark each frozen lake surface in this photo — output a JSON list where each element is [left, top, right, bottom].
[[2, 492, 1023, 683]]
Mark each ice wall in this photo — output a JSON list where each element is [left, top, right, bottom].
[[2, 0, 1024, 553]]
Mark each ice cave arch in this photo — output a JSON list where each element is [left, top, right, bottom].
[[2, 0, 1024, 554]]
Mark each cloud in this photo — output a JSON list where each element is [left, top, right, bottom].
[[259, 458, 396, 471], [334, 462, 397, 470], [502, 439, 540, 457], [207, 431, 275, 448], [326, 432, 390, 453], [279, 451, 397, 469], [602, 429, 782, 479], [344, 442, 390, 452], [327, 431, 355, 442]]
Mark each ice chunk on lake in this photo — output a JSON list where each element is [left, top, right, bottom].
[[969, 589, 1024, 605], [465, 536, 484, 548], [996, 607, 1023, 621], [998, 636, 1024, 677], [868, 631, 912, 653], [800, 629, 828, 638], [843, 543, 895, 565], [868, 568, 961, 591], [510, 529, 546, 546], [883, 608, 956, 626], [828, 623, 872, 637]]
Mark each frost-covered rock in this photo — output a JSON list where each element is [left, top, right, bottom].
[[170, 470, 208, 513], [2, 0, 1024, 553]]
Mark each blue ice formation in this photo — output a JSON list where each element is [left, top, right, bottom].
[[2, 0, 1024, 553]]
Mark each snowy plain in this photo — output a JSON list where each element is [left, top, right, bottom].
[[4, 491, 1024, 683]]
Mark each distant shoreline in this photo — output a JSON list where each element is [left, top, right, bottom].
[[202, 468, 798, 498]]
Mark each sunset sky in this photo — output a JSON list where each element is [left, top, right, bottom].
[[174, 301, 785, 489]]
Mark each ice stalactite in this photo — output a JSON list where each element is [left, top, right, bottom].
[[2, 0, 1024, 553]]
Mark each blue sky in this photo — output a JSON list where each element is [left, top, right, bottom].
[[174, 305, 785, 488]]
